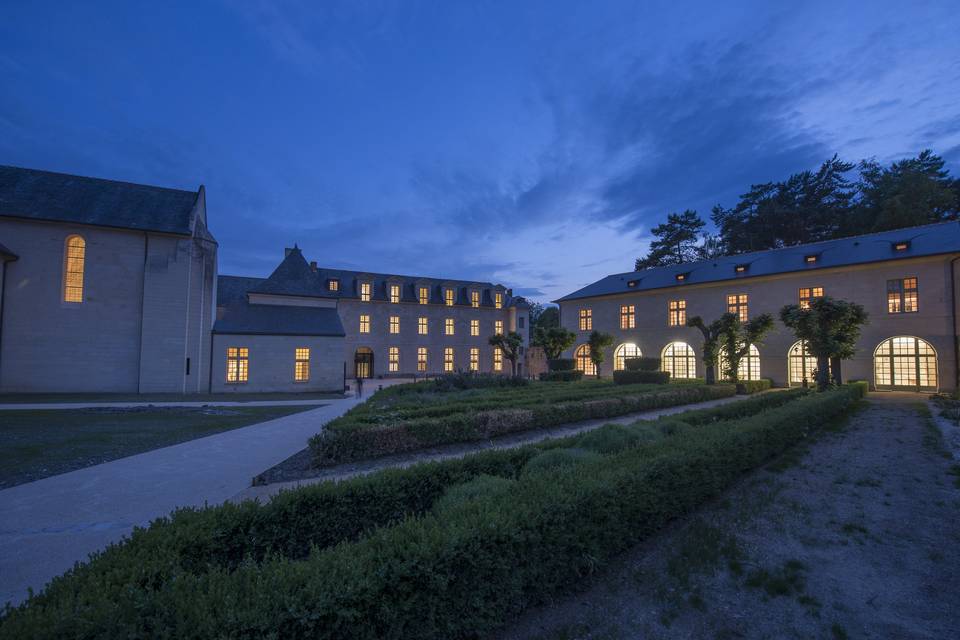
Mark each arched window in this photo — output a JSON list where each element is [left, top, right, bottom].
[[575, 344, 596, 376], [874, 336, 937, 391], [788, 340, 818, 387], [717, 344, 761, 381], [614, 343, 641, 371], [661, 342, 697, 379], [63, 235, 86, 303]]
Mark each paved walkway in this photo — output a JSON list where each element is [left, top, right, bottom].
[[0, 396, 361, 607], [0, 399, 338, 410]]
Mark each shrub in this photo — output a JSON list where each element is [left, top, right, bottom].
[[624, 356, 661, 371], [433, 475, 516, 514], [430, 372, 529, 392], [613, 370, 670, 385], [539, 370, 583, 382], [576, 423, 641, 454], [523, 448, 602, 474], [547, 358, 576, 371], [736, 378, 773, 394]]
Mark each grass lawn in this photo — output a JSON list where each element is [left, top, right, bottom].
[[0, 391, 344, 404], [0, 405, 317, 488]]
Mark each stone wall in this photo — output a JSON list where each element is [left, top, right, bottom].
[[211, 333, 343, 393]]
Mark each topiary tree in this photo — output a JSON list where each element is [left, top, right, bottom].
[[533, 325, 577, 360], [715, 312, 775, 383], [686, 315, 724, 384], [587, 330, 614, 377], [489, 331, 524, 376], [780, 296, 868, 391]]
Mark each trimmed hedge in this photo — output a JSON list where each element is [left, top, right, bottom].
[[736, 378, 773, 394], [430, 372, 529, 391], [310, 383, 736, 464], [0, 385, 865, 638], [547, 358, 576, 371], [623, 356, 661, 371], [539, 370, 583, 382], [613, 370, 670, 385]]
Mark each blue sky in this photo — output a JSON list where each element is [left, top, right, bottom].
[[2, 1, 959, 303]]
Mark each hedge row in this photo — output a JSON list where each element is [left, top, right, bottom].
[[547, 358, 576, 371], [310, 383, 736, 464], [539, 370, 583, 382], [623, 356, 661, 371], [736, 378, 773, 394], [613, 370, 670, 385], [0, 385, 865, 638]]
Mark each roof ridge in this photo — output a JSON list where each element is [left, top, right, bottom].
[[0, 164, 199, 196]]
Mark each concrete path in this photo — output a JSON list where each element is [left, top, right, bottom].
[[0, 396, 361, 607], [0, 399, 338, 410]]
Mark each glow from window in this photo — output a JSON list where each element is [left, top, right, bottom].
[[717, 344, 760, 381], [579, 308, 592, 331], [614, 343, 641, 371], [799, 287, 824, 309], [575, 344, 596, 376], [418, 317, 428, 335], [226, 347, 249, 383], [417, 347, 428, 372], [388, 347, 399, 372], [360, 282, 371, 302], [887, 277, 917, 313], [620, 305, 635, 329], [469, 347, 479, 371], [359, 314, 370, 333], [419, 287, 429, 305], [63, 235, 86, 303], [445, 318, 454, 335], [471, 290, 480, 308], [875, 336, 937, 389], [495, 292, 503, 309], [726, 294, 748, 322], [389, 316, 399, 334], [661, 342, 696, 379], [444, 347, 454, 372], [668, 299, 686, 326], [327, 279, 339, 291], [294, 347, 310, 381], [390, 284, 400, 303], [493, 348, 502, 371], [470, 319, 479, 336], [445, 288, 454, 306], [495, 320, 503, 335], [788, 340, 817, 386]]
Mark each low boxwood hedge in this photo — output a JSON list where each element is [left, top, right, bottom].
[[547, 358, 576, 371], [736, 378, 773, 394], [623, 356, 661, 371], [613, 370, 670, 385], [539, 370, 583, 382], [0, 385, 864, 638]]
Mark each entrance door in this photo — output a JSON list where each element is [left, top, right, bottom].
[[355, 347, 374, 379], [873, 336, 937, 391]]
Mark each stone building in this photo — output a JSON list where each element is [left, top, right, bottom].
[[556, 221, 960, 392], [0, 165, 217, 393]]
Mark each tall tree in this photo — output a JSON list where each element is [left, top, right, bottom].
[[533, 325, 576, 360], [531, 305, 559, 331], [780, 297, 869, 391], [587, 330, 614, 377], [716, 313, 775, 383], [489, 332, 523, 376], [635, 210, 706, 270], [686, 315, 724, 385]]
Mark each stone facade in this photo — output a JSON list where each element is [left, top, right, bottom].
[[210, 334, 343, 393]]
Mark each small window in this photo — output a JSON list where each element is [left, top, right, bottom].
[[893, 241, 910, 252], [419, 287, 429, 305], [804, 254, 818, 264], [675, 272, 689, 282], [887, 277, 918, 313], [226, 347, 249, 383], [627, 279, 639, 288], [294, 348, 310, 382], [327, 279, 339, 292], [470, 319, 479, 336], [63, 235, 86, 303], [359, 314, 371, 333], [360, 282, 371, 302], [799, 287, 824, 310], [495, 320, 503, 335], [620, 305, 635, 329], [471, 290, 480, 308], [495, 292, 503, 309], [518, 317, 525, 329], [390, 284, 400, 304], [579, 308, 592, 331], [417, 347, 428, 372], [389, 315, 400, 334], [388, 347, 399, 372], [445, 318, 455, 335], [418, 317, 428, 335], [734, 264, 748, 274], [727, 294, 748, 322], [493, 348, 503, 372], [668, 299, 686, 326], [445, 288, 454, 306], [469, 347, 479, 371], [444, 347, 455, 372]]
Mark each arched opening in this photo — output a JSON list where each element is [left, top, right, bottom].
[[874, 336, 938, 391], [63, 234, 86, 303], [717, 344, 761, 381], [788, 340, 818, 387], [575, 344, 596, 376], [354, 347, 374, 379], [614, 343, 641, 371], [661, 342, 697, 379]]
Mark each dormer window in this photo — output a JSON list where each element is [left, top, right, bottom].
[[675, 272, 689, 283], [327, 279, 339, 292], [893, 241, 910, 252], [495, 292, 503, 309], [734, 264, 748, 274], [445, 288, 454, 306], [360, 282, 371, 302], [804, 254, 818, 264], [389, 284, 400, 303], [419, 286, 429, 305], [471, 290, 480, 308], [627, 280, 639, 288]]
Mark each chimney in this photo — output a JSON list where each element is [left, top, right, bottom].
[[284, 247, 293, 257], [507, 288, 513, 297], [310, 261, 317, 272]]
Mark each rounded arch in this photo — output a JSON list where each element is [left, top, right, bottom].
[[661, 342, 697, 379], [873, 336, 938, 391], [62, 234, 86, 303], [787, 340, 818, 387], [574, 344, 596, 376], [614, 343, 641, 371], [354, 347, 374, 379], [717, 344, 761, 381]]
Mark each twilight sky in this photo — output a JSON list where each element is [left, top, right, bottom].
[[2, 1, 959, 303]]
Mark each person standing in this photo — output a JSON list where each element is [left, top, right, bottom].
[[356, 376, 364, 399]]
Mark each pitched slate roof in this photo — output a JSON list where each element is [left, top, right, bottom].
[[217, 275, 265, 306], [249, 247, 332, 298], [0, 165, 202, 236], [0, 241, 17, 262], [213, 302, 345, 337], [556, 220, 960, 303]]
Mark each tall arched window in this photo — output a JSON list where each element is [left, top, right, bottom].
[[63, 235, 86, 303], [788, 340, 818, 387], [717, 344, 761, 381], [874, 336, 937, 391], [575, 344, 596, 376], [614, 343, 641, 371], [661, 342, 697, 379]]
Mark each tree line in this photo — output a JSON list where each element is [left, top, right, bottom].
[[635, 150, 960, 270]]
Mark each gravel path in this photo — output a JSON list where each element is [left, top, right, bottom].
[[494, 394, 960, 640]]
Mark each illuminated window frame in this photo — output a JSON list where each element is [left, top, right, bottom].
[[726, 293, 748, 322], [799, 286, 824, 310], [668, 299, 686, 326], [444, 347, 455, 372], [63, 235, 86, 303], [359, 314, 371, 333], [417, 347, 428, 372], [360, 282, 372, 302], [445, 318, 455, 335], [445, 288, 455, 306], [579, 308, 592, 331], [495, 292, 503, 309], [494, 320, 504, 335], [575, 344, 596, 376], [294, 347, 310, 382], [327, 279, 339, 292], [471, 290, 480, 308], [419, 287, 429, 305], [493, 348, 503, 372], [620, 305, 635, 329], [887, 277, 918, 314], [469, 347, 479, 371], [389, 315, 400, 334], [226, 347, 249, 383], [661, 342, 697, 379], [418, 317, 428, 335], [389, 284, 400, 304], [388, 346, 400, 372], [470, 319, 479, 336]]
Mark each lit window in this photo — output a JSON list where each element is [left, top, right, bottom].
[[444, 347, 455, 372], [887, 278, 918, 314], [718, 344, 761, 381], [575, 344, 596, 376], [469, 347, 479, 371], [360, 282, 371, 302], [495, 292, 503, 309], [388, 346, 399, 372], [327, 279, 339, 292], [805, 254, 818, 264], [614, 343, 641, 371], [389, 284, 400, 303], [874, 336, 937, 390], [668, 299, 686, 326], [389, 316, 400, 334], [471, 290, 480, 308], [63, 235, 86, 303], [661, 342, 697, 379], [788, 340, 817, 387], [470, 319, 479, 336], [493, 348, 503, 372], [579, 308, 592, 331], [359, 314, 370, 333], [419, 287, 429, 305], [294, 347, 310, 382], [734, 264, 748, 274], [445, 318, 455, 335], [417, 347, 428, 372], [799, 287, 824, 309], [620, 305, 635, 329], [445, 288, 454, 306], [418, 317, 428, 335], [495, 320, 503, 335], [226, 347, 249, 383], [727, 294, 748, 322], [676, 273, 688, 282], [893, 241, 910, 252]]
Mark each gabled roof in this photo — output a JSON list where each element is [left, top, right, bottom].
[[0, 165, 204, 236], [217, 275, 265, 306], [555, 220, 960, 303], [249, 247, 332, 299], [213, 302, 345, 337]]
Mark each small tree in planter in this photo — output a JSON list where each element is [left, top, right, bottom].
[[780, 296, 868, 391], [489, 331, 524, 376], [587, 330, 614, 377], [686, 315, 724, 384], [534, 325, 577, 360], [715, 312, 775, 384]]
